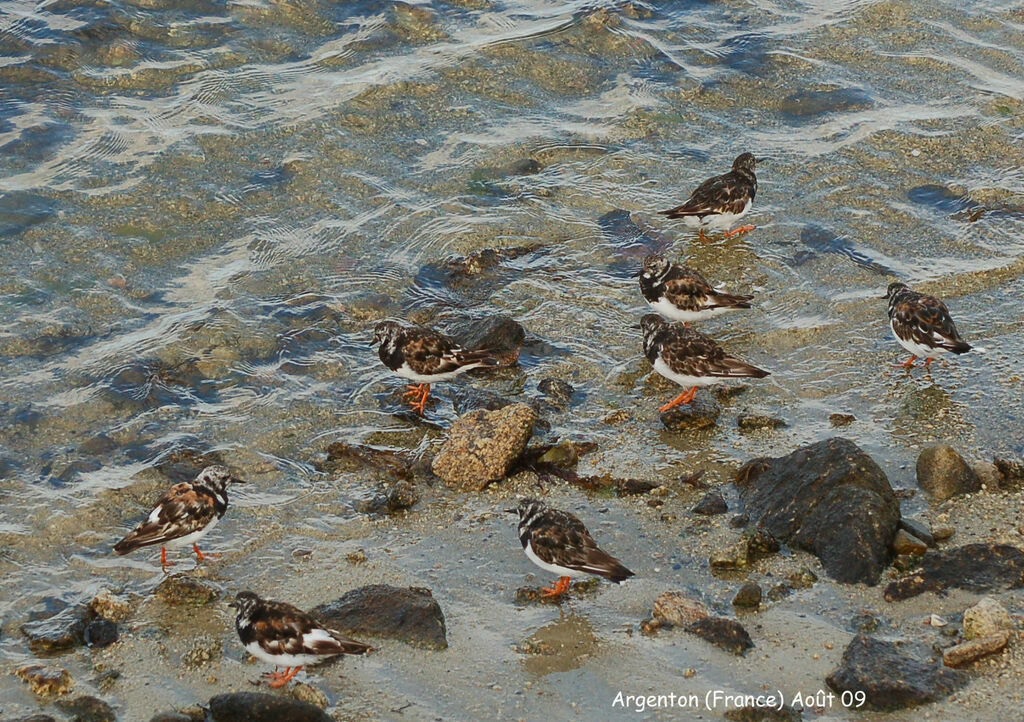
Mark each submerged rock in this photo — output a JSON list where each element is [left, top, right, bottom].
[[20, 603, 90, 655], [781, 87, 873, 118], [829, 413, 855, 427], [208, 692, 331, 722], [311, 584, 447, 650], [155, 575, 220, 606], [659, 392, 721, 431], [735, 438, 899, 585], [826, 635, 964, 710], [916, 445, 980, 502], [55, 696, 116, 722], [83, 618, 118, 648], [736, 413, 787, 430], [651, 591, 709, 628], [732, 582, 762, 609], [16, 664, 73, 696], [685, 616, 753, 655], [431, 403, 536, 491], [692, 490, 727, 515], [446, 315, 525, 366], [725, 705, 802, 721], [537, 377, 574, 408], [884, 544, 1024, 601], [892, 529, 928, 556], [89, 589, 133, 622]]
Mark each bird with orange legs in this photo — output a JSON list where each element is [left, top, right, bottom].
[[884, 282, 971, 370], [659, 152, 758, 242]]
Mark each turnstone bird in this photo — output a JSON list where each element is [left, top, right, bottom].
[[113, 465, 242, 571], [659, 152, 758, 241], [229, 591, 371, 688], [884, 282, 971, 369], [636, 254, 752, 325], [641, 314, 769, 411], [506, 498, 633, 598], [371, 320, 500, 415]]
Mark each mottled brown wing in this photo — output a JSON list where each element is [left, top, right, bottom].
[[530, 509, 633, 582], [254, 601, 371, 656], [662, 271, 715, 313], [113, 483, 217, 553], [401, 328, 497, 375], [892, 296, 965, 350], [660, 172, 751, 218], [662, 327, 768, 379]]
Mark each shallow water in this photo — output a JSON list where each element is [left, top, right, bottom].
[[2, 0, 1024, 719]]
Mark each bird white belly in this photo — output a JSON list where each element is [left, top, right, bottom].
[[244, 641, 331, 669], [393, 361, 480, 384], [524, 541, 587, 579], [702, 199, 751, 230], [648, 296, 732, 323], [653, 357, 717, 389], [162, 516, 218, 549], [890, 321, 948, 359]]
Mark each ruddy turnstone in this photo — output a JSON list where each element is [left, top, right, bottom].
[[641, 314, 769, 411], [636, 254, 753, 325], [113, 465, 242, 571], [229, 591, 371, 689], [506, 498, 633, 598], [371, 320, 501, 415], [884, 282, 971, 369], [659, 152, 758, 241]]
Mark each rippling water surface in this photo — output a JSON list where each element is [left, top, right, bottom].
[[2, 0, 1024, 718]]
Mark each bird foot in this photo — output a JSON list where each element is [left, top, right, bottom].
[[723, 224, 755, 238], [894, 356, 917, 370], [192, 544, 220, 563], [262, 666, 301, 689], [658, 387, 697, 413], [540, 576, 572, 598]]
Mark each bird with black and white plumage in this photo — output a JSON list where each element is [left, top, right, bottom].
[[113, 465, 242, 571], [659, 152, 758, 241], [640, 314, 769, 412], [371, 320, 501, 415], [229, 591, 372, 689], [884, 282, 971, 370], [506, 498, 633, 599], [636, 254, 753, 325]]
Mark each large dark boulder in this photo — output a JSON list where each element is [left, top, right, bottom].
[[735, 438, 899, 585], [209, 693, 330, 722], [826, 635, 964, 710], [311, 584, 447, 650], [885, 544, 1024, 601]]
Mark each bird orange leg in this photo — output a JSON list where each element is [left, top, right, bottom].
[[402, 384, 425, 400], [924, 357, 934, 368], [895, 355, 917, 369], [541, 576, 573, 598], [160, 547, 175, 571], [723, 224, 755, 238], [192, 544, 220, 563], [698, 228, 708, 242], [407, 384, 430, 415], [658, 386, 697, 413], [262, 667, 294, 689]]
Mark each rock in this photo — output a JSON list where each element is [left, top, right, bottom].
[[851, 612, 881, 633], [183, 636, 222, 669], [829, 413, 855, 427], [963, 597, 1012, 640], [993, 457, 1024, 488], [892, 529, 928, 556], [692, 490, 727, 515], [431, 404, 536, 490], [21, 603, 90, 654], [155, 575, 219, 606], [932, 524, 955, 541], [89, 589, 133, 622], [766, 583, 792, 601], [84, 619, 118, 648], [781, 87, 873, 118], [742, 526, 781, 560], [322, 441, 419, 479], [651, 591, 709, 627], [449, 387, 518, 415], [685, 616, 753, 655], [208, 692, 331, 722], [446, 315, 525, 366], [787, 568, 818, 589], [505, 158, 543, 176], [150, 714, 193, 722], [659, 392, 720, 431], [9, 715, 58, 722], [927, 614, 948, 627], [311, 585, 447, 650], [291, 683, 329, 709], [899, 518, 936, 547], [732, 582, 762, 608], [55, 695, 116, 722], [826, 635, 964, 710], [537, 378, 574, 408], [536, 439, 578, 467], [916, 445, 980, 502], [737, 413, 787, 430], [730, 514, 749, 528], [16, 665, 73, 696], [710, 540, 750, 570], [942, 630, 1011, 667], [386, 480, 419, 512], [735, 438, 899, 585], [725, 706, 802, 721], [884, 544, 1024, 601]]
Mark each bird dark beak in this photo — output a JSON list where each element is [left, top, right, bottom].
[[630, 269, 641, 278], [503, 507, 518, 515], [227, 601, 238, 609], [631, 323, 642, 329]]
